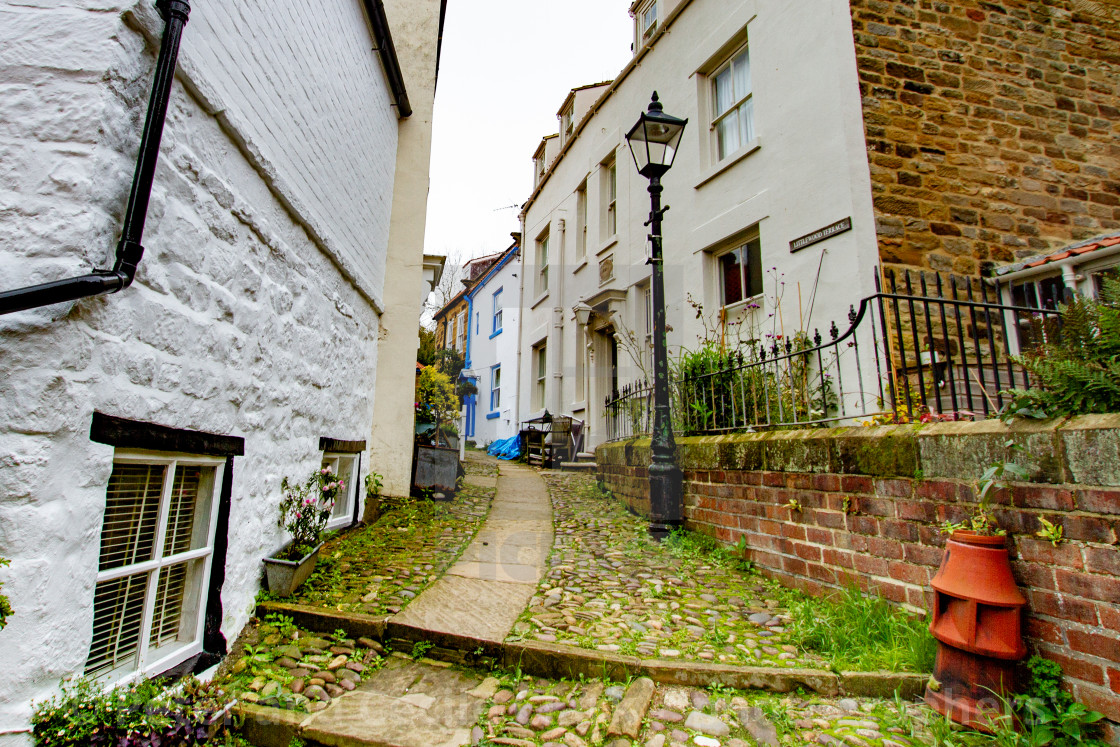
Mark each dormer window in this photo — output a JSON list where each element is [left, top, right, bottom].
[[640, 0, 658, 40], [560, 106, 574, 144], [534, 154, 546, 187]]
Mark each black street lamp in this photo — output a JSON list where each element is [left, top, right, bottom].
[[625, 92, 687, 540]]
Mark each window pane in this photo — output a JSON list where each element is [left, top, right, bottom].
[[739, 97, 755, 145], [714, 66, 734, 117], [100, 464, 164, 571], [163, 466, 207, 557], [745, 239, 763, 298], [733, 49, 751, 98], [717, 110, 740, 161], [86, 572, 148, 676], [149, 562, 188, 649], [720, 249, 744, 306]]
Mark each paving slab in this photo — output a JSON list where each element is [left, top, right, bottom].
[[393, 462, 552, 641]]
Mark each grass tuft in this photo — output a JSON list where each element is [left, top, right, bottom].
[[778, 585, 937, 673]]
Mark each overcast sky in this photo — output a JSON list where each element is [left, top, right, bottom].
[[422, 0, 634, 260]]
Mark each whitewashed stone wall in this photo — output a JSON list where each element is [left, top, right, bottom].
[[0, 0, 399, 739]]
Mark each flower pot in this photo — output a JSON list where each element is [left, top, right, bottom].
[[262, 542, 323, 597], [926, 531, 1027, 729]]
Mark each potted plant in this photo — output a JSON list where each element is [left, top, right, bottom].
[[926, 441, 1030, 729], [263, 467, 343, 597]]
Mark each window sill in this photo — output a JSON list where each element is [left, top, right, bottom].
[[573, 258, 589, 274], [489, 328, 502, 339], [694, 137, 761, 189], [570, 401, 587, 412], [530, 291, 550, 310], [722, 293, 764, 316], [597, 237, 618, 256], [486, 411, 501, 420]]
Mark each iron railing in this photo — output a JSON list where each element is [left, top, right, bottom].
[[604, 269, 1062, 440]]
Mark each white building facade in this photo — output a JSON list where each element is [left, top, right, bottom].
[[463, 244, 522, 447], [517, 0, 881, 447], [0, 0, 441, 740]]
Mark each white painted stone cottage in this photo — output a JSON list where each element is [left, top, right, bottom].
[[0, 0, 443, 740]]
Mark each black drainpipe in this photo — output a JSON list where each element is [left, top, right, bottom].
[[0, 0, 191, 316]]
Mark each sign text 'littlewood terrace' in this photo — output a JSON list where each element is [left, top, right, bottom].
[[790, 217, 852, 253]]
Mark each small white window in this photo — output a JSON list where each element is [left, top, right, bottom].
[[640, 0, 658, 39], [601, 158, 617, 240], [86, 453, 224, 682], [490, 365, 502, 411], [492, 289, 504, 333], [537, 232, 550, 295], [712, 45, 754, 161], [321, 452, 359, 527], [533, 342, 548, 410], [561, 106, 574, 144], [575, 181, 588, 259]]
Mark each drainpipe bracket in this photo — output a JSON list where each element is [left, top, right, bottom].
[[156, 0, 191, 22]]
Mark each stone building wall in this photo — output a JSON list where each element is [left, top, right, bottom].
[[597, 418, 1120, 740], [851, 0, 1120, 277], [0, 1, 402, 739]]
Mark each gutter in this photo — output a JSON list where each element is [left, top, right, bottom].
[[991, 243, 1120, 285], [361, 0, 412, 117], [519, 0, 697, 219], [0, 0, 191, 316]]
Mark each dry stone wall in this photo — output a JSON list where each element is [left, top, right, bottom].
[[597, 417, 1120, 740], [850, 0, 1120, 277]]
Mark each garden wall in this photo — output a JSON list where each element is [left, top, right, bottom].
[[596, 416, 1120, 738]]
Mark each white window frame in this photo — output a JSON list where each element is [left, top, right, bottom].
[[87, 451, 225, 684], [321, 452, 360, 529], [640, 0, 658, 40], [561, 105, 574, 144], [490, 365, 501, 412], [533, 342, 547, 410], [492, 289, 504, 334], [601, 158, 617, 241], [715, 236, 763, 311], [711, 44, 754, 162], [536, 232, 550, 295], [575, 181, 588, 260]]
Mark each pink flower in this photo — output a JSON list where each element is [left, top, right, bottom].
[[321, 468, 329, 475], [322, 485, 330, 492]]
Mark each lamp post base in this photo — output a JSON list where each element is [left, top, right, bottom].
[[648, 459, 683, 541]]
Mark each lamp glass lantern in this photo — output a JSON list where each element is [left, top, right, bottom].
[[625, 92, 688, 179]]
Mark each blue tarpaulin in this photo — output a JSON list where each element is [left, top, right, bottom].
[[487, 434, 522, 460]]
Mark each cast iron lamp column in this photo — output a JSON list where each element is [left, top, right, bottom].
[[625, 92, 688, 540]]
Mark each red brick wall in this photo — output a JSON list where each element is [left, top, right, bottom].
[[597, 420, 1120, 736]]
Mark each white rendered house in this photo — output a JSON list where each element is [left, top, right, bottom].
[[517, 0, 881, 447], [462, 242, 522, 447]]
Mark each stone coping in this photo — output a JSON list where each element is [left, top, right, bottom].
[[596, 414, 1120, 486], [255, 601, 927, 700]]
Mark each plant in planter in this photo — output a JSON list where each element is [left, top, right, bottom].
[[927, 440, 1031, 729], [262, 467, 343, 597]]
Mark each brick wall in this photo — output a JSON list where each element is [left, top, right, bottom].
[[597, 418, 1120, 738], [850, 0, 1120, 277]]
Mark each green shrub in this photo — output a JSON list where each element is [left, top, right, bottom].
[[1005, 278, 1120, 418], [31, 676, 233, 747], [0, 556, 11, 630]]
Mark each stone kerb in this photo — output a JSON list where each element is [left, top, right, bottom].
[[594, 416, 1120, 726]]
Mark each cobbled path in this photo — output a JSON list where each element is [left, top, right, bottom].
[[510, 473, 823, 669], [283, 478, 493, 616]]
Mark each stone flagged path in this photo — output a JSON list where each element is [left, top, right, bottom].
[[393, 460, 553, 641]]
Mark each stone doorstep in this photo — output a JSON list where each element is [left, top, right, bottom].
[[255, 601, 927, 698]]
